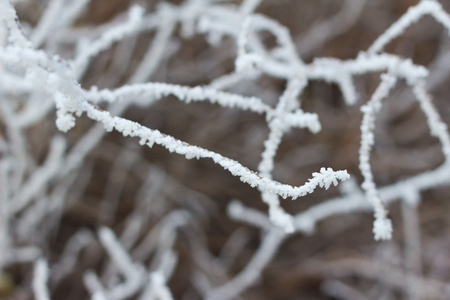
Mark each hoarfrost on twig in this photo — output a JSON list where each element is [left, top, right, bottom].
[[3, 0, 450, 299]]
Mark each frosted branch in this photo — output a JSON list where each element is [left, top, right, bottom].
[[368, 0, 450, 54], [86, 82, 271, 114], [4, 1, 450, 299], [33, 259, 51, 300], [0, 0, 31, 47], [359, 72, 397, 240]]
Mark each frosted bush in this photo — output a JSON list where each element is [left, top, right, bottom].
[[2, 0, 450, 299]]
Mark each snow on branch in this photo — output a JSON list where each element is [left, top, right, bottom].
[[86, 82, 272, 114], [83, 102, 349, 201], [368, 0, 450, 54], [5, 0, 450, 299], [33, 259, 51, 300], [411, 81, 450, 161], [0, 0, 31, 48], [359, 72, 397, 240]]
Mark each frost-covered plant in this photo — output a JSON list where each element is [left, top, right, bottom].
[[2, 0, 450, 299]]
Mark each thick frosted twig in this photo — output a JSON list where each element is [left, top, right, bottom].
[[0, 46, 77, 82], [33, 259, 51, 300], [0, 45, 85, 133], [368, 0, 450, 54], [84, 102, 350, 200], [359, 73, 397, 240]]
